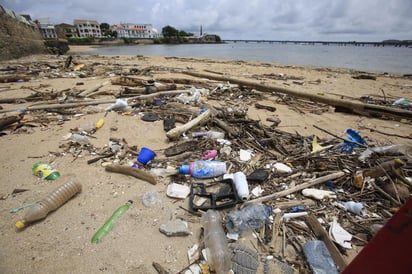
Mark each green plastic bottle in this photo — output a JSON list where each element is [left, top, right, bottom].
[[91, 200, 132, 243], [32, 162, 60, 180]]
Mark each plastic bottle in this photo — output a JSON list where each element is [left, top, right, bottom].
[[91, 200, 132, 243], [15, 178, 82, 229], [32, 162, 60, 181], [233, 171, 249, 201], [70, 133, 90, 145], [202, 210, 231, 274], [179, 160, 226, 178], [225, 203, 272, 234]]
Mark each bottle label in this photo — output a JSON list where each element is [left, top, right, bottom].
[[32, 163, 59, 180], [192, 161, 226, 178]]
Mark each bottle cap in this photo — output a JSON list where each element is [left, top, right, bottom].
[[179, 164, 190, 174], [15, 220, 25, 229]]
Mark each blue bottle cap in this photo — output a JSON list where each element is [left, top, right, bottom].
[[179, 164, 190, 174]]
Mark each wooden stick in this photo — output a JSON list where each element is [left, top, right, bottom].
[[78, 81, 111, 97], [305, 214, 347, 271], [0, 115, 22, 131], [105, 164, 157, 185], [182, 70, 412, 120], [166, 109, 212, 140], [246, 171, 346, 204]]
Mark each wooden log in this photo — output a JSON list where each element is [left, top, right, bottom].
[[78, 81, 111, 97], [0, 115, 22, 131], [246, 171, 346, 204], [105, 164, 157, 185], [182, 70, 412, 120], [305, 214, 347, 271], [166, 109, 212, 140]]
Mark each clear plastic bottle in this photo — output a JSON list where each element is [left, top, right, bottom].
[[15, 178, 82, 229], [179, 160, 226, 178], [225, 203, 272, 234], [202, 210, 231, 274]]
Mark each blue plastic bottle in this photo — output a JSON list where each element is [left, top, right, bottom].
[[179, 160, 226, 178]]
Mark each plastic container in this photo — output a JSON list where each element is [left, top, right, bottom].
[[192, 131, 225, 139], [15, 178, 82, 229], [32, 162, 60, 181], [233, 171, 249, 201], [70, 133, 90, 145], [202, 210, 231, 274], [179, 160, 226, 179], [137, 147, 156, 165], [225, 203, 272, 234], [303, 240, 339, 274]]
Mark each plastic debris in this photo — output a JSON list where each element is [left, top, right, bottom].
[[329, 218, 353, 249], [302, 188, 337, 200], [337, 128, 366, 153]]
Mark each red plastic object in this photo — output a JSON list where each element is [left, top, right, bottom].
[[342, 197, 412, 274]]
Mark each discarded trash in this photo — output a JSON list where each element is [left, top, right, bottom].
[[189, 179, 239, 211], [225, 203, 272, 235], [392, 97, 411, 108], [95, 118, 105, 129], [15, 178, 82, 229], [228, 243, 260, 274], [91, 200, 132, 243], [359, 144, 412, 161], [7, 201, 38, 214], [192, 131, 225, 139], [337, 128, 366, 153], [32, 162, 60, 180], [202, 210, 231, 274], [302, 188, 337, 200], [329, 218, 352, 249], [163, 115, 176, 131], [342, 201, 364, 215], [233, 171, 250, 201], [283, 212, 308, 222], [271, 162, 292, 174], [166, 183, 190, 199], [142, 191, 161, 208], [202, 149, 218, 160], [247, 169, 269, 184], [70, 133, 90, 145], [239, 149, 253, 162], [137, 147, 156, 165], [303, 240, 339, 274], [179, 160, 226, 178], [105, 98, 128, 111]]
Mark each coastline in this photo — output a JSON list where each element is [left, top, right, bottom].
[[0, 53, 411, 273]]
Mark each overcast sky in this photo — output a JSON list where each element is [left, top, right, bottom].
[[2, 0, 412, 41]]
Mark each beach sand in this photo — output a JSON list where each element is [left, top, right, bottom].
[[0, 49, 411, 274]]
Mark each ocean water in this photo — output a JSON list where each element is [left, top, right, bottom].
[[79, 42, 412, 74]]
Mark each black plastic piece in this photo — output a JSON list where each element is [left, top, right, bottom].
[[246, 169, 269, 184], [189, 178, 240, 211]]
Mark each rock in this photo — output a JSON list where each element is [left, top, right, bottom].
[[159, 219, 190, 237]]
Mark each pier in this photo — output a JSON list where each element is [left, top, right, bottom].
[[223, 39, 412, 47]]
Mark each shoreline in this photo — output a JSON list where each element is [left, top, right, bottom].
[[0, 53, 411, 273]]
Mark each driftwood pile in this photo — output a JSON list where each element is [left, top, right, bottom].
[[1, 56, 412, 273]]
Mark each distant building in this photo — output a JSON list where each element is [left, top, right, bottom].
[[112, 23, 160, 39], [36, 19, 57, 39], [74, 19, 101, 38], [55, 23, 79, 39]]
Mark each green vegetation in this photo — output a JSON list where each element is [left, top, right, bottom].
[[67, 37, 95, 44], [161, 25, 194, 43]]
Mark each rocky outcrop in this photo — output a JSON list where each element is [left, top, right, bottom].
[[0, 5, 47, 61]]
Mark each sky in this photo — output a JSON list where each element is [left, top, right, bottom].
[[1, 0, 412, 42]]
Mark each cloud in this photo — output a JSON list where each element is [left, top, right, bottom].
[[1, 0, 412, 41]]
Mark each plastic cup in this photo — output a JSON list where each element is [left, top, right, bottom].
[[137, 147, 156, 164]]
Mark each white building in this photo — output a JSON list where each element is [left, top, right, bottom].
[[112, 23, 160, 39], [38, 23, 57, 39], [74, 19, 101, 38]]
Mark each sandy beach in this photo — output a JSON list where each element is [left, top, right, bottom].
[[0, 48, 411, 274]]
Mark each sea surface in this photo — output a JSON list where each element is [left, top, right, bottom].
[[79, 42, 412, 74]]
